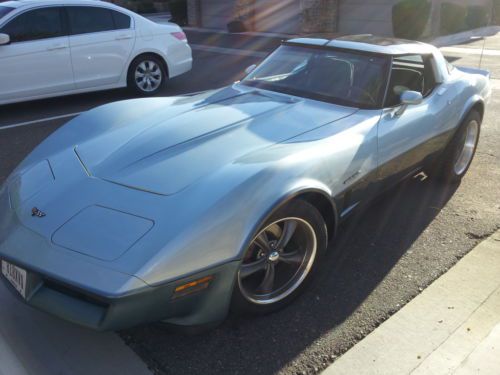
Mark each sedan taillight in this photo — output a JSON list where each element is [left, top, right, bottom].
[[171, 31, 187, 42]]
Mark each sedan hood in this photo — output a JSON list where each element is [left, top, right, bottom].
[[76, 87, 357, 195]]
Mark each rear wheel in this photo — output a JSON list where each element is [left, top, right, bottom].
[[127, 55, 166, 96], [231, 200, 327, 315], [428, 110, 481, 183]]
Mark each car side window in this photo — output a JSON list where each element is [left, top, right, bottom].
[[0, 7, 64, 43], [111, 10, 131, 30], [385, 54, 437, 107], [67, 6, 116, 35]]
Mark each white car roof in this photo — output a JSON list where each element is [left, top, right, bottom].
[[1, 0, 121, 9], [287, 34, 439, 56]]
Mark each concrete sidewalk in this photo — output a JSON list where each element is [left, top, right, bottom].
[[323, 230, 500, 375], [0, 280, 152, 375]]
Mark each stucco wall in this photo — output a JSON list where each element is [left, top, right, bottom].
[[428, 0, 493, 36], [187, 0, 493, 36], [254, 0, 301, 34], [187, 0, 336, 34], [338, 0, 493, 37], [338, 0, 399, 36], [199, 0, 235, 29]]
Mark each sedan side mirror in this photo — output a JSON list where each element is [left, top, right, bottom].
[[396, 90, 423, 116], [245, 64, 257, 75], [0, 33, 10, 46]]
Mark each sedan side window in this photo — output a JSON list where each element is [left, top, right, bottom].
[[67, 7, 116, 35], [0, 7, 64, 43], [111, 10, 131, 30], [385, 54, 437, 107]]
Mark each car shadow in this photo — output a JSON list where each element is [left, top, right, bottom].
[[121, 176, 460, 375]]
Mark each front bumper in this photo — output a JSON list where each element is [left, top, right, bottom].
[[1, 257, 239, 331], [0, 170, 239, 331]]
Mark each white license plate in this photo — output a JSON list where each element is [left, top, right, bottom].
[[1, 260, 27, 299]]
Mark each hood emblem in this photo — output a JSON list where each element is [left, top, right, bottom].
[[31, 207, 46, 218]]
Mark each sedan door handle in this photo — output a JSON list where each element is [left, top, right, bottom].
[[47, 44, 68, 51], [115, 34, 133, 40]]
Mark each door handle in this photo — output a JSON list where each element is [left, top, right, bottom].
[[47, 44, 67, 51], [115, 34, 133, 40]]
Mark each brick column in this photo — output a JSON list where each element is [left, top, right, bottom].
[[300, 0, 338, 34], [234, 0, 256, 30], [187, 0, 201, 27]]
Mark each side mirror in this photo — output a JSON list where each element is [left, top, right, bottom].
[[245, 64, 257, 75], [0, 33, 10, 46], [396, 90, 423, 116], [401, 90, 423, 105]]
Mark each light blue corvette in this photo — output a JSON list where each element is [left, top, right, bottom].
[[0, 35, 491, 331]]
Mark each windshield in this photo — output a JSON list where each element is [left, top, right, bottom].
[[0, 6, 14, 19], [242, 45, 390, 109]]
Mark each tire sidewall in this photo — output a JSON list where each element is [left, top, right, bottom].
[[435, 110, 481, 182], [128, 55, 166, 96], [231, 199, 328, 315]]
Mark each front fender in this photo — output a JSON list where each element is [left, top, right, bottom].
[[135, 165, 338, 286], [238, 180, 338, 259]]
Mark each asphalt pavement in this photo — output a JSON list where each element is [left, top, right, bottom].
[[0, 30, 499, 375]]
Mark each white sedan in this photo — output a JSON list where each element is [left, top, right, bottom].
[[0, 0, 192, 105]]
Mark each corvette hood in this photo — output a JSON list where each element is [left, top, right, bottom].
[[76, 87, 357, 195]]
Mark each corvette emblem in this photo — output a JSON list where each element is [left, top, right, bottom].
[[31, 207, 46, 218]]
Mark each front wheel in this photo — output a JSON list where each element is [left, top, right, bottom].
[[127, 55, 166, 96], [428, 110, 481, 183], [231, 200, 328, 315]]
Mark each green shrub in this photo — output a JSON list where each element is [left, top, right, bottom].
[[440, 3, 468, 35], [466, 5, 490, 29], [392, 0, 431, 39], [127, 0, 155, 13], [169, 0, 187, 25]]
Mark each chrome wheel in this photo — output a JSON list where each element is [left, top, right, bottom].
[[238, 217, 317, 305], [134, 60, 162, 92], [454, 119, 479, 176]]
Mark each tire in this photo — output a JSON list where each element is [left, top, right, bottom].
[[428, 110, 481, 183], [231, 199, 328, 315], [127, 55, 166, 96]]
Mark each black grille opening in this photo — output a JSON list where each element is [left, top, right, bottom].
[[43, 279, 109, 308]]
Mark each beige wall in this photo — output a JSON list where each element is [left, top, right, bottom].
[[187, 0, 336, 34], [338, 0, 494, 37], [187, 0, 493, 36], [338, 0, 400, 36], [198, 0, 235, 29], [428, 0, 493, 36], [254, 0, 301, 33]]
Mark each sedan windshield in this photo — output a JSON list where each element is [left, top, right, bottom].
[[242, 45, 390, 109], [0, 6, 14, 19]]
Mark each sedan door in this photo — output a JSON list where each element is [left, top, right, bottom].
[[0, 7, 73, 102], [66, 6, 135, 89]]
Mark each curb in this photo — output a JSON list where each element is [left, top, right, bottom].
[[322, 230, 500, 375], [183, 26, 298, 40]]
